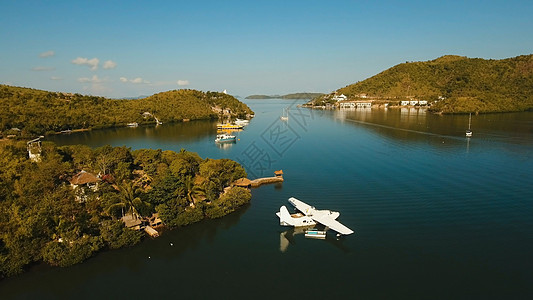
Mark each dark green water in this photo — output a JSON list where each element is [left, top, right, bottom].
[[2, 100, 532, 299]]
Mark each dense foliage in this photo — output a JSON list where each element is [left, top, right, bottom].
[[246, 92, 324, 99], [310, 55, 533, 113], [0, 141, 251, 278], [0, 86, 253, 138]]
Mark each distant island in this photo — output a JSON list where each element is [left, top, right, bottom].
[[306, 54, 533, 114], [246, 92, 324, 99], [0, 86, 253, 139]]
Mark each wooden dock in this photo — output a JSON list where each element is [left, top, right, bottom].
[[250, 176, 283, 187], [233, 170, 284, 188]]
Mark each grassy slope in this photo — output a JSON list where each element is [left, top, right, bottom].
[[315, 55, 533, 113]]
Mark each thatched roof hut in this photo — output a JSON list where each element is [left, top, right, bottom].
[[69, 170, 99, 185], [233, 177, 252, 188]]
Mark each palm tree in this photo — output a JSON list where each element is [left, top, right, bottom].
[[106, 180, 144, 219], [183, 175, 206, 207]]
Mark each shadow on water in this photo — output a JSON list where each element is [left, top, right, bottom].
[[0, 205, 249, 299], [47, 119, 218, 147], [279, 226, 350, 254]]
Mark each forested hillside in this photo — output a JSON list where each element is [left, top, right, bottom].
[[0, 86, 253, 138], [311, 55, 533, 113]]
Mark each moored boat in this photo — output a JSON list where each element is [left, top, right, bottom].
[[217, 123, 244, 130], [466, 113, 473, 137], [234, 118, 249, 126], [215, 133, 237, 143]]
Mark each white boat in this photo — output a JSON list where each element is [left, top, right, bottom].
[[280, 108, 289, 121], [234, 118, 249, 126], [215, 133, 236, 143], [127, 122, 138, 127], [304, 229, 327, 239], [466, 113, 472, 137]]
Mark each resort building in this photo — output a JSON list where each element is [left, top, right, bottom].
[[339, 101, 372, 109], [356, 102, 372, 108], [339, 102, 356, 108], [333, 94, 347, 101]]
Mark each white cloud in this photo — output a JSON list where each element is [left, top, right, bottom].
[[78, 75, 103, 83], [103, 60, 117, 69], [72, 57, 99, 70], [32, 66, 55, 71], [39, 50, 55, 58], [120, 76, 150, 84], [50, 76, 62, 80], [177, 80, 190, 86]]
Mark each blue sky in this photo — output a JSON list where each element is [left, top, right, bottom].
[[1, 0, 532, 98]]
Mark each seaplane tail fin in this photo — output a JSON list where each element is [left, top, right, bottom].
[[278, 206, 295, 226]]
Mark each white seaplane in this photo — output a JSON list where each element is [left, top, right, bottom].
[[276, 197, 354, 236]]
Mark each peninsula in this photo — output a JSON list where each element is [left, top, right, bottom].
[[0, 141, 252, 278], [306, 54, 533, 114]]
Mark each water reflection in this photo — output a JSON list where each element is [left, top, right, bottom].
[[48, 119, 219, 147], [333, 108, 533, 147], [279, 226, 350, 253], [215, 141, 236, 149], [0, 204, 250, 299]]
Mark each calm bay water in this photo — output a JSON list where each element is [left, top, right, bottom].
[[2, 100, 533, 299]]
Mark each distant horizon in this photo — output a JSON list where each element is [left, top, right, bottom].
[[2, 0, 532, 98], [0, 83, 326, 100]]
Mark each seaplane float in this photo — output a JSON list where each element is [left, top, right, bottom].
[[276, 197, 354, 238]]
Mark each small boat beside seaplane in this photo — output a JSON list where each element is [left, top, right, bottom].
[[276, 197, 354, 237]]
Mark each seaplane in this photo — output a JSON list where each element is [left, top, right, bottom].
[[276, 197, 354, 237]]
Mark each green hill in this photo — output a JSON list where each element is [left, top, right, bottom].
[[310, 55, 533, 113], [0, 86, 253, 138]]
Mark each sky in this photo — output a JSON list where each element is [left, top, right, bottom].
[[1, 0, 532, 98]]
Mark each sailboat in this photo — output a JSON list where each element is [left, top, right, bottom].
[[280, 108, 289, 121], [466, 113, 473, 137]]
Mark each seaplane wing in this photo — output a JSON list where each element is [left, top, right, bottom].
[[287, 197, 354, 235], [310, 214, 354, 235], [288, 197, 314, 215]]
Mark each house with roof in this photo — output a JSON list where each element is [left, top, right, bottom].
[[233, 177, 252, 188], [332, 94, 348, 101], [122, 213, 143, 230], [69, 170, 100, 202]]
